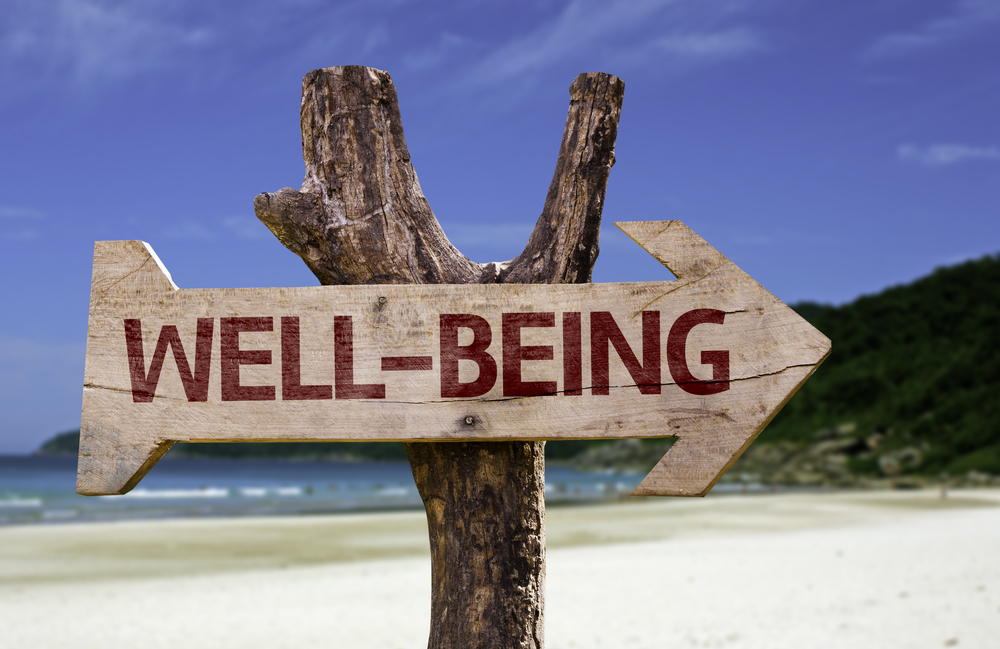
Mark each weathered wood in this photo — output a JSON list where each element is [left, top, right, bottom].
[[497, 71, 622, 285], [407, 441, 545, 649], [254, 66, 483, 285], [78, 221, 830, 498], [256, 66, 623, 649], [254, 66, 622, 288]]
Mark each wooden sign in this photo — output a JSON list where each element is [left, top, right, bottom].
[[78, 220, 830, 497]]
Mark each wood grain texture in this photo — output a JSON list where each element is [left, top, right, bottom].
[[258, 66, 623, 649], [79, 221, 829, 497], [254, 66, 483, 285], [496, 72, 622, 285], [254, 67, 622, 288], [406, 441, 545, 649]]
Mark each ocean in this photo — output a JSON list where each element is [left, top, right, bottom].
[[0, 455, 645, 526]]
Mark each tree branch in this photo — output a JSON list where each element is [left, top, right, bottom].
[[254, 65, 623, 649], [500, 72, 624, 285]]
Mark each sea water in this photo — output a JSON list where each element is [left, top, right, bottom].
[[0, 455, 643, 526]]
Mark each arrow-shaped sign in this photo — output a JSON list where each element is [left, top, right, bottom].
[[78, 221, 830, 497]]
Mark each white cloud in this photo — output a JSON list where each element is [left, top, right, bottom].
[[0, 206, 44, 218], [467, 0, 766, 86], [224, 216, 272, 240], [0, 206, 42, 238], [1, 228, 39, 241], [897, 143, 1000, 165], [648, 28, 764, 58], [2, 0, 769, 106], [403, 33, 470, 71], [867, 0, 1000, 59], [603, 26, 764, 69], [0, 0, 415, 96], [1, 0, 212, 88], [162, 221, 214, 240], [359, 24, 391, 58], [0, 335, 85, 367]]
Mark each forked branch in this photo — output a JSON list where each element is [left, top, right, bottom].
[[255, 65, 623, 288], [255, 65, 623, 649]]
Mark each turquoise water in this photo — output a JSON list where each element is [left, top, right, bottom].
[[0, 455, 644, 526]]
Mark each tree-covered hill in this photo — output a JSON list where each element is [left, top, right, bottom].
[[37, 252, 1000, 479], [759, 252, 1000, 477]]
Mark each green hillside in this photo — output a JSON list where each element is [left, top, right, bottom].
[[759, 252, 1000, 477], [38, 253, 1000, 480]]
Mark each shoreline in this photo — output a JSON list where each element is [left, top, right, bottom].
[[2, 488, 997, 584], [2, 489, 998, 648]]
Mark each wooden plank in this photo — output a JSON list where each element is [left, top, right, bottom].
[[78, 220, 830, 496]]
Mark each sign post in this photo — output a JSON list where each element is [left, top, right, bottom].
[[78, 67, 829, 648], [80, 220, 828, 496]]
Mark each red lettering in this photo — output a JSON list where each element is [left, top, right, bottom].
[[334, 316, 385, 399], [562, 312, 582, 396], [667, 309, 730, 396], [440, 314, 497, 398], [503, 312, 556, 397], [280, 317, 332, 400], [590, 311, 661, 395], [124, 319, 213, 403], [221, 317, 275, 401], [382, 356, 433, 371]]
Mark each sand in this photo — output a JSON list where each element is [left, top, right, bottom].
[[2, 489, 998, 648]]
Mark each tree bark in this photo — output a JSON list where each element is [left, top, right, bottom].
[[255, 65, 623, 649], [406, 441, 546, 648]]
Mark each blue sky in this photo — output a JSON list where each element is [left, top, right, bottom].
[[1, 0, 998, 453]]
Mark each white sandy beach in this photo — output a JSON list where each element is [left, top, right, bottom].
[[2, 489, 998, 648]]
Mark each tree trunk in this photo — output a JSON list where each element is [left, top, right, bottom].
[[255, 65, 623, 649], [406, 441, 546, 648]]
